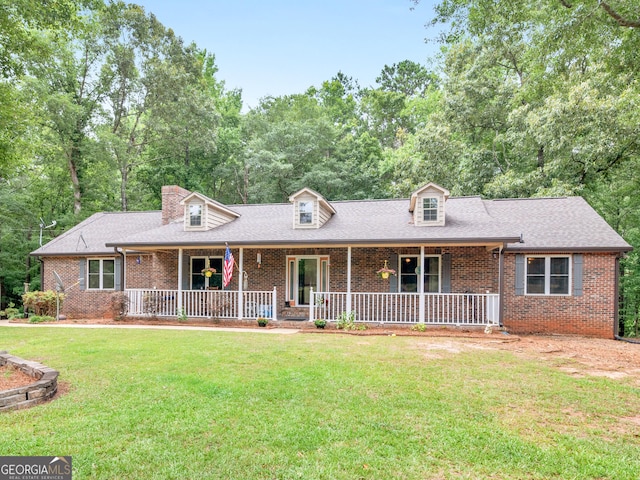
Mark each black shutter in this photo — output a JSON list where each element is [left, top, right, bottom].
[[182, 253, 191, 290], [79, 259, 86, 291], [389, 253, 398, 293], [515, 254, 525, 295], [114, 257, 122, 291], [441, 253, 451, 293], [573, 254, 583, 296]]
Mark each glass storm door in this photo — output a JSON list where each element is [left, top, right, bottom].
[[287, 256, 329, 306]]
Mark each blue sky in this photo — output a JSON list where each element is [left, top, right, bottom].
[[134, 0, 443, 110]]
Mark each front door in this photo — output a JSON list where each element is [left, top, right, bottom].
[[287, 256, 329, 306]]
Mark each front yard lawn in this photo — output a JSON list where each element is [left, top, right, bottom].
[[1, 327, 638, 479]]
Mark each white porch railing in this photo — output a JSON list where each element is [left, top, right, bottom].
[[313, 291, 500, 326], [125, 289, 276, 319], [124, 288, 499, 325]]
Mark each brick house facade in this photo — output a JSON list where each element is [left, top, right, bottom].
[[32, 184, 631, 338]]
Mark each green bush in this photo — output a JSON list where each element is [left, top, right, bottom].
[[22, 291, 64, 317], [336, 311, 367, 330], [29, 315, 56, 324], [4, 305, 20, 319]]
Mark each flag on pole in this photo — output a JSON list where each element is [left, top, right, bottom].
[[223, 245, 234, 288]]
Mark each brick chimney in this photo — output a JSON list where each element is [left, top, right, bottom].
[[161, 185, 191, 225]]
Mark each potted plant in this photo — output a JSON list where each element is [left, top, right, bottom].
[[257, 317, 269, 327], [201, 267, 217, 277], [314, 318, 327, 329], [376, 260, 396, 279]]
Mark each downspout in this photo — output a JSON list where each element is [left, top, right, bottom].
[[498, 245, 505, 327], [347, 246, 352, 314], [177, 248, 183, 315]]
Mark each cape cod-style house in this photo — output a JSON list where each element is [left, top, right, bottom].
[[31, 183, 632, 338]]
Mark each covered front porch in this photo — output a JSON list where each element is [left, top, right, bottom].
[[120, 242, 505, 326]]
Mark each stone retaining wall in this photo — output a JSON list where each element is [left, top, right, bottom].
[[0, 351, 59, 412]]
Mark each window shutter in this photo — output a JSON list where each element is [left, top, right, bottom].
[[114, 257, 122, 291], [182, 253, 191, 290], [441, 253, 451, 293], [573, 254, 583, 296], [79, 260, 86, 291], [389, 253, 398, 293], [515, 254, 525, 295]]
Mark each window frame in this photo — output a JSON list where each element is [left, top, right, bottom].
[[86, 258, 115, 290], [525, 255, 571, 296], [399, 255, 441, 293], [298, 201, 313, 225], [422, 197, 439, 222], [188, 203, 203, 227]]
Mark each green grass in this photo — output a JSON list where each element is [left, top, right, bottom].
[[1, 328, 639, 479]]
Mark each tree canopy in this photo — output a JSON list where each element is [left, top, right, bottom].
[[1, 0, 638, 335]]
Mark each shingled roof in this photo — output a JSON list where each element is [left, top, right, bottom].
[[31, 192, 631, 256]]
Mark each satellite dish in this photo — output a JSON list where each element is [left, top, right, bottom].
[[53, 270, 65, 292]]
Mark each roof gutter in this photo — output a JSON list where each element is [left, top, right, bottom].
[[105, 236, 523, 250]]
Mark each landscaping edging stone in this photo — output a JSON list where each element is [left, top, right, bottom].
[[0, 351, 58, 411]]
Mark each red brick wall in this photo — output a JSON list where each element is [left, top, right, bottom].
[[502, 253, 617, 338], [161, 185, 190, 225], [41, 257, 115, 318], [41, 248, 619, 338]]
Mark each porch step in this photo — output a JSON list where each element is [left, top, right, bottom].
[[284, 316, 308, 322]]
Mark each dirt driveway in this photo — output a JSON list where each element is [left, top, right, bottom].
[[442, 333, 640, 384]]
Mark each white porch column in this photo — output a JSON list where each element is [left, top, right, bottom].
[[419, 245, 425, 323], [238, 248, 244, 320], [177, 248, 183, 313], [347, 246, 352, 314], [272, 286, 277, 320]]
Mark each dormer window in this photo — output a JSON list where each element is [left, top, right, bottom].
[[289, 187, 336, 229], [409, 182, 449, 227], [189, 204, 202, 227], [180, 191, 240, 231], [423, 198, 438, 222], [299, 201, 313, 225]]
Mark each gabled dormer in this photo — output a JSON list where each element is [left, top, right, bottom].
[[288, 188, 336, 229], [409, 183, 450, 227], [180, 192, 240, 231]]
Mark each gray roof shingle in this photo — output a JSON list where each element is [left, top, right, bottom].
[[31, 195, 631, 256]]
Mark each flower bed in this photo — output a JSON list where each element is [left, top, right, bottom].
[[0, 351, 58, 411]]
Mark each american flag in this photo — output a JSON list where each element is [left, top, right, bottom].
[[223, 246, 234, 288]]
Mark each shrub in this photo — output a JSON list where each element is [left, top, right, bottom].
[[5, 307, 20, 319], [29, 315, 56, 324], [257, 317, 269, 327], [22, 291, 64, 317], [411, 323, 427, 332], [314, 319, 327, 329], [335, 311, 366, 331], [111, 292, 129, 320]]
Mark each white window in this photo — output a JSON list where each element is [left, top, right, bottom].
[[526, 256, 570, 295], [299, 201, 313, 225], [189, 204, 202, 227], [87, 259, 115, 290], [190, 257, 222, 290], [423, 197, 438, 222], [400, 255, 440, 293]]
